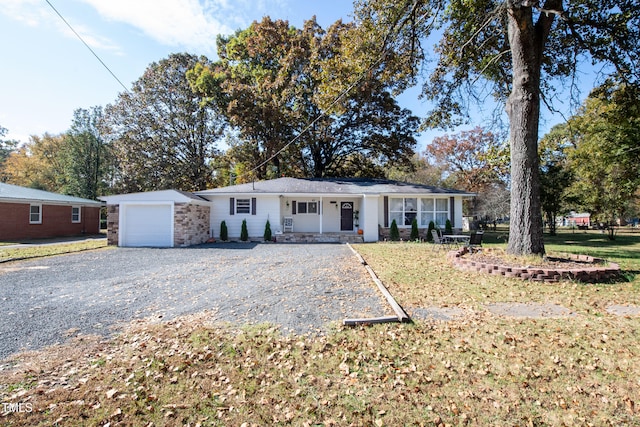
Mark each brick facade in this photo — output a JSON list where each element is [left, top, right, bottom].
[[0, 202, 100, 240], [174, 203, 210, 247], [106, 205, 119, 246]]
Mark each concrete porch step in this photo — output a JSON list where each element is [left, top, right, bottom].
[[275, 232, 364, 244]]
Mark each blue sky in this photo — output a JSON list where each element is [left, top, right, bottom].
[[0, 0, 595, 151]]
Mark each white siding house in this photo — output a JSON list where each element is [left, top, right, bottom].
[[197, 178, 474, 243], [102, 178, 475, 246]]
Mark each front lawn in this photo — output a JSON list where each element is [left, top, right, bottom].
[[0, 239, 108, 263], [1, 230, 638, 426], [354, 228, 640, 315]]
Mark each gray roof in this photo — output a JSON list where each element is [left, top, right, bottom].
[[197, 177, 475, 197], [0, 182, 103, 206], [100, 189, 209, 205]]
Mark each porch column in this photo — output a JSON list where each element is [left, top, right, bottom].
[[362, 195, 380, 242], [319, 196, 323, 234]]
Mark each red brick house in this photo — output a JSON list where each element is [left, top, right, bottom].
[[0, 183, 102, 241]]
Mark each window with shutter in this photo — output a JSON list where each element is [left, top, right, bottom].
[[236, 199, 251, 214]]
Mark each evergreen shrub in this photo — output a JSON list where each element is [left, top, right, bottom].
[[390, 219, 400, 241], [241, 219, 249, 241]]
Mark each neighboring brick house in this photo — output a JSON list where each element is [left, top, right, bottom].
[[0, 182, 102, 240]]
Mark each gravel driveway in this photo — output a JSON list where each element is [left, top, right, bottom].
[[0, 243, 390, 360]]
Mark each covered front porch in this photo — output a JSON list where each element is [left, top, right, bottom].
[[279, 194, 377, 236]]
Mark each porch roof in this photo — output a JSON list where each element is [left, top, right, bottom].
[[196, 177, 475, 197]]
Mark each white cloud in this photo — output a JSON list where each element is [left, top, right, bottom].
[[0, 0, 48, 27], [0, 0, 123, 53], [1, 0, 290, 55], [61, 22, 124, 55], [78, 0, 236, 54]]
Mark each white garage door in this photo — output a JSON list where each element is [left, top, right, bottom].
[[121, 204, 173, 247]]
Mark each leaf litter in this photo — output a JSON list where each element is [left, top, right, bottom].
[[1, 307, 639, 426], [1, 242, 639, 425]]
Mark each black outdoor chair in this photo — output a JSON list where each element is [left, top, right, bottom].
[[467, 231, 484, 252]]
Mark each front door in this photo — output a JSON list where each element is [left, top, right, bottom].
[[340, 202, 354, 231]]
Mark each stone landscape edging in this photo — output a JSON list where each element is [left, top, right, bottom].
[[448, 247, 621, 283]]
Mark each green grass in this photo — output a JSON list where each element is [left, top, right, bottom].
[[353, 229, 640, 315], [0, 239, 108, 262], [1, 230, 639, 426]]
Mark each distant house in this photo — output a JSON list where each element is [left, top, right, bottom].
[[102, 177, 475, 247], [564, 212, 591, 228], [0, 183, 102, 241]]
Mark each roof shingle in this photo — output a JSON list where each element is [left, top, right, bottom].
[[196, 177, 475, 196], [0, 182, 102, 206]]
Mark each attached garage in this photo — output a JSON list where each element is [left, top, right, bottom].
[[120, 203, 173, 247], [101, 190, 211, 247]]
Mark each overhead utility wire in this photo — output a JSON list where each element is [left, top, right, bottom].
[[44, 0, 130, 93], [241, 1, 434, 181], [242, 60, 380, 180]]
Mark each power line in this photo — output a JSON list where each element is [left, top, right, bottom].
[[244, 61, 378, 179], [241, 3, 433, 181], [44, 0, 130, 93]]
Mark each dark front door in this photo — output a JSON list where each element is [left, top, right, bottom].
[[340, 202, 354, 231]]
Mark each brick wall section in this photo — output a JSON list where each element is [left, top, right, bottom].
[[0, 202, 100, 240], [378, 227, 428, 241], [107, 205, 119, 246], [448, 247, 620, 283], [174, 204, 210, 247]]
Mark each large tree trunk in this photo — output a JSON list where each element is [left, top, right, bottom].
[[505, 4, 545, 255]]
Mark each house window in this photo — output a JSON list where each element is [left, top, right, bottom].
[[295, 201, 317, 214], [420, 199, 435, 226], [71, 206, 81, 223], [29, 204, 42, 224], [236, 198, 251, 214], [435, 198, 449, 226], [391, 197, 450, 227], [389, 197, 417, 226]]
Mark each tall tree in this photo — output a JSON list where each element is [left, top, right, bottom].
[[3, 133, 67, 191], [347, 0, 639, 255], [62, 106, 113, 199], [425, 127, 509, 193], [566, 82, 640, 224], [539, 124, 574, 235], [385, 154, 446, 187], [0, 125, 18, 182], [188, 17, 418, 180], [102, 53, 224, 192]]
